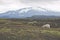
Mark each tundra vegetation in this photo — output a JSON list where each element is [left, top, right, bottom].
[[0, 18, 60, 40]]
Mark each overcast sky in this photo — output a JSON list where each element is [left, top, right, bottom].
[[0, 0, 60, 13]]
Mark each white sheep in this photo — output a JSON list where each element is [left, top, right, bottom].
[[42, 24, 50, 28]]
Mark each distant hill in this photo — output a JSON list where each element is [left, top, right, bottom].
[[26, 15, 60, 19]]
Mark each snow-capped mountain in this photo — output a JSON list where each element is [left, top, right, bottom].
[[0, 7, 60, 18]]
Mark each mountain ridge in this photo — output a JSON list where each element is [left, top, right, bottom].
[[0, 7, 60, 18]]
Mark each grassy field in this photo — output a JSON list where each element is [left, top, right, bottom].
[[0, 19, 60, 40]]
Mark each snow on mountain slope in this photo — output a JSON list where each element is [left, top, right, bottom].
[[0, 7, 60, 18], [18, 7, 47, 13], [16, 7, 48, 17]]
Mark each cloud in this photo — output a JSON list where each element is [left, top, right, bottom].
[[20, 0, 60, 12], [0, 0, 30, 13], [20, 0, 60, 3], [0, 0, 60, 13]]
